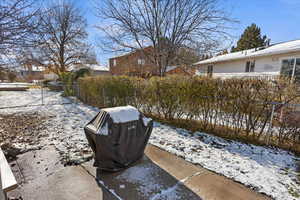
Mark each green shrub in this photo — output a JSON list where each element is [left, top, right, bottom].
[[74, 68, 91, 80], [78, 76, 142, 107], [77, 75, 300, 150], [7, 72, 17, 82], [60, 72, 75, 96]]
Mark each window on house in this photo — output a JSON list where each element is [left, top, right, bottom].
[[245, 61, 255, 72], [250, 61, 255, 72], [281, 59, 295, 77], [113, 59, 117, 67], [207, 65, 213, 76], [281, 58, 300, 81], [295, 59, 300, 81], [138, 58, 145, 65]]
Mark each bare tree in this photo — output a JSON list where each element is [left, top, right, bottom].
[[34, 1, 89, 76], [0, 0, 39, 66], [95, 0, 232, 76]]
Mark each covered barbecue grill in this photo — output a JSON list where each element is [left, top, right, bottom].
[[84, 105, 153, 171]]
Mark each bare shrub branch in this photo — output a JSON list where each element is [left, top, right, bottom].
[[94, 0, 234, 76]]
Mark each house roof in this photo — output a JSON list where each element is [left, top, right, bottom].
[[195, 39, 300, 65], [109, 46, 153, 59], [30, 65, 45, 72], [87, 64, 109, 71], [166, 66, 178, 72], [69, 64, 109, 72]]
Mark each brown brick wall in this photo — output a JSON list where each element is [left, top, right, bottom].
[[109, 47, 158, 76], [109, 47, 195, 76]]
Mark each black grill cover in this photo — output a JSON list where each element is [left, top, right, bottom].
[[84, 106, 153, 171]]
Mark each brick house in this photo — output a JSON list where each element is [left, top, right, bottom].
[[109, 47, 157, 76], [109, 47, 195, 76]]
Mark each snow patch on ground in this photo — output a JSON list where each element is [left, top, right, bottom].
[[115, 157, 194, 200], [149, 123, 300, 200], [116, 161, 164, 196], [0, 83, 32, 88]]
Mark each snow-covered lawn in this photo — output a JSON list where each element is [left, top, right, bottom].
[[0, 89, 299, 200], [0, 82, 32, 89]]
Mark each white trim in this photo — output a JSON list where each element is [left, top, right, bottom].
[[211, 72, 280, 79], [137, 58, 145, 65], [195, 40, 300, 65], [292, 58, 297, 79], [0, 147, 18, 193]]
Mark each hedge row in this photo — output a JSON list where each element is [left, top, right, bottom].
[[77, 75, 300, 149]]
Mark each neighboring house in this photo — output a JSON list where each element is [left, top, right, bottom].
[[44, 72, 59, 81], [109, 47, 156, 76], [70, 64, 111, 76], [44, 63, 111, 81], [109, 47, 194, 76], [20, 65, 45, 81], [86, 64, 110, 76], [194, 39, 300, 80]]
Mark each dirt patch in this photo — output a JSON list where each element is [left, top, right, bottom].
[[0, 112, 49, 160]]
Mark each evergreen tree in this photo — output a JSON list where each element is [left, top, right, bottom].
[[217, 49, 229, 56], [232, 24, 270, 52], [230, 46, 235, 53]]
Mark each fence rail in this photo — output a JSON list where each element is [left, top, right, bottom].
[[0, 83, 72, 109]]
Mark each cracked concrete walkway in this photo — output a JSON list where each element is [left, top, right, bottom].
[[81, 144, 270, 200], [8, 145, 270, 200]]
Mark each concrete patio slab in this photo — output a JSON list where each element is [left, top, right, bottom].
[[145, 145, 270, 200], [82, 144, 270, 200], [7, 144, 271, 200], [7, 147, 113, 200], [29, 166, 104, 200], [184, 172, 270, 200], [82, 157, 201, 200]]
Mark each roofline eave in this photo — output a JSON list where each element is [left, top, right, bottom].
[[194, 48, 300, 66]]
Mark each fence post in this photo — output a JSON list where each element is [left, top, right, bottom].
[[41, 83, 44, 105], [103, 88, 106, 106], [77, 83, 80, 99], [267, 104, 275, 145]]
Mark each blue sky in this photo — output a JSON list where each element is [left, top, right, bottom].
[[229, 0, 300, 43], [73, 0, 300, 65]]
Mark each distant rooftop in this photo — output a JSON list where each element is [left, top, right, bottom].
[[109, 46, 153, 59], [69, 64, 109, 72], [195, 39, 300, 65], [87, 64, 109, 71]]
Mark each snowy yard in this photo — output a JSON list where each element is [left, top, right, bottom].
[[0, 89, 299, 200]]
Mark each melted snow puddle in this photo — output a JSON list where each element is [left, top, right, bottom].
[[115, 158, 201, 200]]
